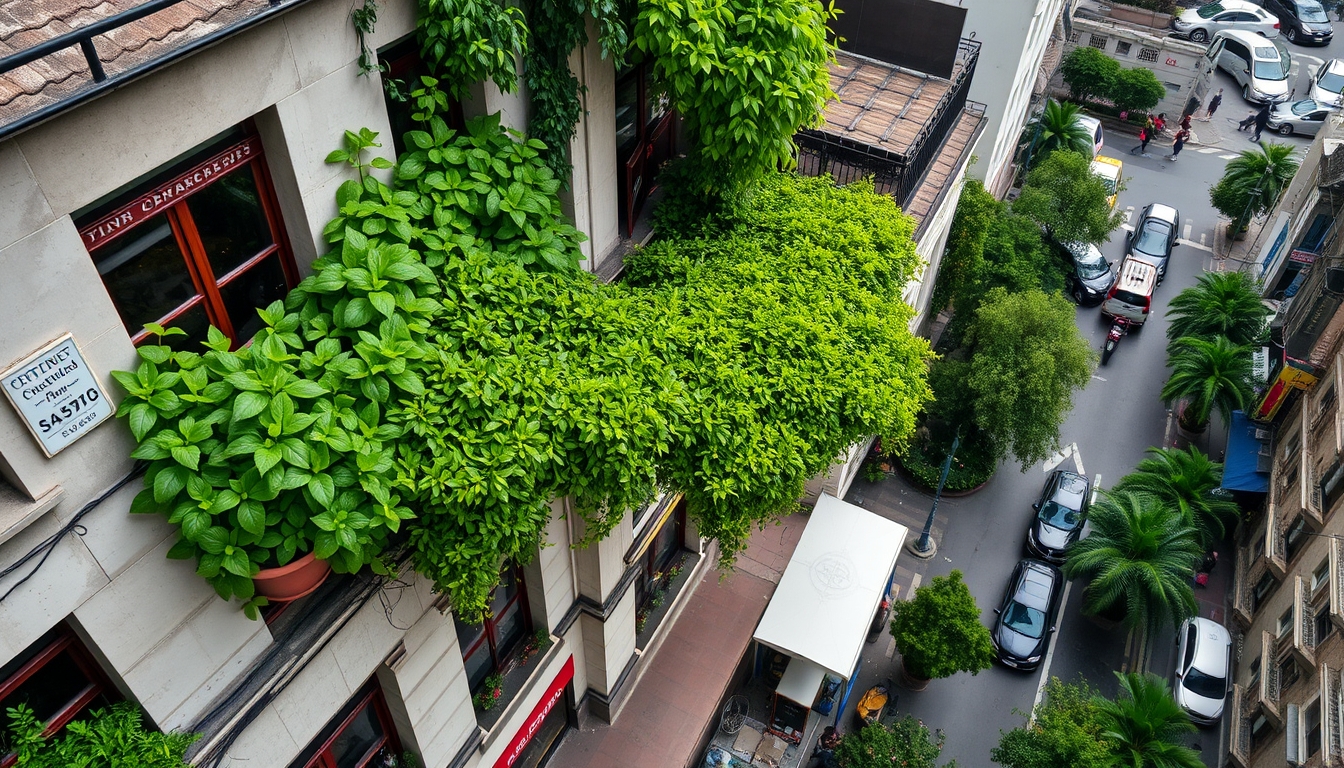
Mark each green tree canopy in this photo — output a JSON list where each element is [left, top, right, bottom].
[[958, 288, 1095, 468], [991, 677, 1111, 768], [1112, 447, 1241, 548], [1160, 335, 1254, 431], [1096, 672, 1204, 768], [1060, 47, 1120, 103], [931, 179, 997, 315], [1166, 270, 1270, 348], [889, 569, 994, 681], [633, 0, 836, 192], [1110, 67, 1167, 113], [1209, 142, 1300, 232], [1029, 100, 1094, 166], [1014, 150, 1125, 246], [1063, 490, 1200, 637], [836, 717, 954, 768]]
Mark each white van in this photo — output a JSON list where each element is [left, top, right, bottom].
[[1206, 29, 1291, 104], [1100, 257, 1159, 326]]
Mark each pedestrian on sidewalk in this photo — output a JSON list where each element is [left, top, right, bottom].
[[1169, 128, 1191, 160], [1251, 104, 1271, 142], [1203, 89, 1223, 121], [1130, 126, 1151, 155], [811, 727, 841, 768], [1179, 112, 1192, 132], [1153, 113, 1167, 134]]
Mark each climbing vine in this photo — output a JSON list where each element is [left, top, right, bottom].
[[416, 0, 528, 99]]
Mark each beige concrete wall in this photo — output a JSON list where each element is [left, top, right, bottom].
[[1056, 18, 1205, 119]]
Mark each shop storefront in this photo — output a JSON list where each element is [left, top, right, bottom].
[[493, 656, 576, 768]]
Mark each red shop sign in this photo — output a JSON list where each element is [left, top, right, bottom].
[[1289, 249, 1319, 264], [78, 135, 264, 251], [494, 656, 574, 768]]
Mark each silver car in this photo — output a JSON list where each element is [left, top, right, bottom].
[[1174, 617, 1232, 726], [1310, 58, 1344, 107], [1172, 0, 1281, 43], [1268, 98, 1335, 136]]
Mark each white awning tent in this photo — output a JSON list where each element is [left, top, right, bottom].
[[753, 493, 908, 681]]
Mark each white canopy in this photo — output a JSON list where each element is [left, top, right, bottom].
[[753, 493, 907, 680]]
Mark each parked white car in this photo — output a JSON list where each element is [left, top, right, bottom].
[[1076, 115, 1103, 158], [1310, 58, 1344, 107], [1207, 29, 1292, 103], [1174, 617, 1232, 726], [1172, 0, 1281, 43]]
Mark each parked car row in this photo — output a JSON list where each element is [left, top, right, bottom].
[[1173, 0, 1332, 46]]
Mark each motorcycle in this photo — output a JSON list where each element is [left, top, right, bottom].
[[1100, 317, 1131, 365]]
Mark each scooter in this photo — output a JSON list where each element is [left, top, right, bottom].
[[1100, 317, 1131, 365]]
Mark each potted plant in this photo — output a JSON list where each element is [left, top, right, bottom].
[[1209, 142, 1299, 238], [475, 673, 505, 711], [888, 570, 993, 690], [1160, 336, 1254, 434]]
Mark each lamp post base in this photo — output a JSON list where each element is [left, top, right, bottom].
[[905, 537, 937, 559]]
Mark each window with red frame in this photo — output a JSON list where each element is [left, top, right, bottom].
[[455, 565, 531, 693], [291, 686, 400, 768], [377, 35, 465, 157], [75, 129, 297, 349], [0, 625, 120, 766]]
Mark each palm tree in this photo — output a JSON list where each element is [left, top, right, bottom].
[[1208, 142, 1299, 233], [1095, 672, 1204, 768], [1160, 336, 1254, 432], [1165, 271, 1270, 349], [1028, 100, 1094, 165], [1063, 490, 1200, 638], [1112, 447, 1240, 548]]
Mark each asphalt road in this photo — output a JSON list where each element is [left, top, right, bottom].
[[841, 140, 1235, 765]]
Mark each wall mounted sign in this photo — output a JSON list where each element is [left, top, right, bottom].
[[1165, 57, 1178, 66], [1289, 249, 1319, 264], [1, 334, 113, 457], [494, 655, 574, 768]]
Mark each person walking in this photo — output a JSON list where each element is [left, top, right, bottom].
[[1203, 89, 1223, 121], [1251, 103, 1271, 141], [1169, 128, 1191, 160], [1179, 112, 1192, 132], [1153, 113, 1167, 134], [1130, 125, 1151, 155]]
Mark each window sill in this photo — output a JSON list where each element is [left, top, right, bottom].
[[477, 635, 562, 741], [636, 549, 700, 651], [0, 483, 64, 547]]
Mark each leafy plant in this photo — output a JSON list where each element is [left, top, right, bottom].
[[1209, 142, 1299, 233], [632, 0, 837, 192], [352, 0, 380, 76], [889, 570, 994, 681], [474, 672, 506, 710], [417, 0, 528, 99], [1112, 447, 1241, 549], [1063, 490, 1200, 638], [1161, 336, 1254, 431], [1110, 67, 1166, 114], [3, 702, 197, 767], [1026, 100, 1093, 166], [1166, 271, 1269, 349], [835, 717, 952, 768], [992, 677, 1111, 768], [931, 179, 997, 316], [1060, 47, 1119, 103], [1095, 672, 1204, 768], [1013, 150, 1125, 246]]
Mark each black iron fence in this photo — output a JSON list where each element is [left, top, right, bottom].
[[796, 39, 982, 209]]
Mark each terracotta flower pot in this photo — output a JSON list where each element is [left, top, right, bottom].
[[253, 552, 331, 602], [900, 658, 931, 691]]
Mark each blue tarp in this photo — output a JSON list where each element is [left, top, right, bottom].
[[1223, 410, 1269, 493]]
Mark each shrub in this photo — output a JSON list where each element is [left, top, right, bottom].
[[890, 569, 994, 680], [1110, 67, 1167, 113], [836, 717, 951, 768], [4, 703, 197, 767], [1060, 47, 1119, 103]]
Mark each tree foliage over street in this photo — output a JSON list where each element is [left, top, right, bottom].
[[1096, 673, 1204, 768], [837, 717, 955, 768], [1161, 336, 1255, 431], [890, 570, 994, 681], [1112, 447, 1241, 548], [1165, 271, 1269, 348], [1209, 142, 1300, 232], [1013, 150, 1124, 246], [1030, 100, 1095, 161], [991, 678, 1111, 768]]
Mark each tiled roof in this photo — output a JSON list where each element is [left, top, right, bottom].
[[906, 108, 984, 236], [819, 49, 967, 159], [0, 0, 270, 132]]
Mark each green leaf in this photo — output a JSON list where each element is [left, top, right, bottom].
[[170, 445, 201, 471], [233, 391, 269, 422], [343, 298, 375, 327], [368, 291, 396, 317], [255, 446, 283, 476], [309, 473, 336, 508], [237, 500, 266, 536], [166, 537, 197, 559], [283, 379, 327, 398], [128, 404, 158, 441], [197, 526, 230, 555], [222, 549, 253, 578], [153, 465, 188, 504]]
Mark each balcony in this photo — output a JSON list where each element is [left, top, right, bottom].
[[1232, 684, 1254, 768], [1292, 575, 1318, 669], [1325, 663, 1340, 766], [795, 40, 985, 237], [1235, 545, 1265, 627], [1267, 501, 1288, 580], [1261, 630, 1283, 727], [1333, 538, 1344, 632]]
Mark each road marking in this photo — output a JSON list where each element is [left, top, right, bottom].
[[885, 635, 896, 659], [1177, 237, 1214, 253], [1195, 146, 1222, 154], [1220, 153, 1240, 160], [1300, 53, 1325, 66], [1121, 223, 1135, 232], [1073, 446, 1085, 476], [1200, 232, 1208, 247], [1092, 474, 1102, 505], [1183, 223, 1192, 240], [1030, 578, 1073, 725], [1044, 443, 1074, 472], [1092, 374, 1107, 382]]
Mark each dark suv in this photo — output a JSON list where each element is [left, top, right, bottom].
[[1262, 0, 1334, 44], [1025, 470, 1091, 563], [991, 559, 1063, 670]]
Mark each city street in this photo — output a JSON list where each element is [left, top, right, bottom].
[[843, 129, 1240, 764]]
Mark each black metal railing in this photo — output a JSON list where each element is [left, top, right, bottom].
[[796, 38, 982, 209]]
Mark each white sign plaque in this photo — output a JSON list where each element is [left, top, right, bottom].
[[1, 334, 113, 457]]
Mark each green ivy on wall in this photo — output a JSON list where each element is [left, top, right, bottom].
[[417, 0, 528, 100]]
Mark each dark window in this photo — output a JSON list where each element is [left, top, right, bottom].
[[291, 686, 400, 768], [1281, 658, 1301, 689], [1316, 605, 1334, 643], [615, 61, 676, 237], [635, 499, 686, 614], [1323, 462, 1344, 513], [1252, 571, 1276, 613], [1306, 699, 1323, 757], [455, 565, 531, 694], [1286, 516, 1309, 562], [1249, 655, 1262, 685], [76, 131, 296, 349], [377, 35, 465, 157], [0, 626, 119, 766], [1250, 713, 1271, 751]]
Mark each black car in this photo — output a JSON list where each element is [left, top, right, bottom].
[[1055, 240, 1117, 306], [991, 559, 1064, 670], [1126, 203, 1180, 284], [1025, 470, 1091, 563], [1263, 0, 1334, 44]]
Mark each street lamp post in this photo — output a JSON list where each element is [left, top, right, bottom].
[[909, 433, 960, 559]]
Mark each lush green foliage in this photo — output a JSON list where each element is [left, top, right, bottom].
[[1209, 142, 1300, 231], [1029, 100, 1094, 165], [889, 570, 994, 681], [836, 717, 953, 768], [1060, 47, 1118, 103], [991, 677, 1111, 768], [1096, 672, 1204, 768], [953, 289, 1094, 469], [416, 0, 527, 99], [1112, 447, 1240, 548], [1013, 150, 1124, 246], [1161, 336, 1254, 430], [1110, 67, 1167, 114], [1166, 271, 1269, 348], [1063, 490, 1199, 637], [931, 179, 996, 316], [632, 0, 836, 191], [897, 420, 998, 492], [4, 703, 197, 767]]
